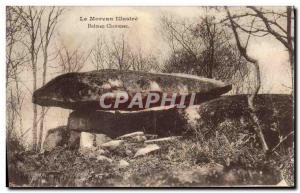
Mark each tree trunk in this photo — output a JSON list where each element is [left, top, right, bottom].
[[31, 39, 38, 151], [9, 89, 15, 138], [37, 42, 49, 151], [37, 107, 45, 150], [226, 7, 269, 153], [32, 106, 38, 151], [13, 67, 23, 137], [288, 50, 294, 92], [287, 6, 294, 92], [209, 40, 214, 78], [206, 18, 214, 78], [247, 61, 269, 153]]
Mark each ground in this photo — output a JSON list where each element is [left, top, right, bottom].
[[7, 94, 294, 187]]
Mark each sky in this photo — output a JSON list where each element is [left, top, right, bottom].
[[55, 6, 292, 92], [9, 6, 293, 145]]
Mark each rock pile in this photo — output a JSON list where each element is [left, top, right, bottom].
[[43, 128, 180, 167]]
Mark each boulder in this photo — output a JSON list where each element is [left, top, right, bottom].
[[79, 131, 111, 149], [43, 126, 69, 151], [79, 132, 95, 149], [32, 69, 231, 111], [95, 134, 111, 146]]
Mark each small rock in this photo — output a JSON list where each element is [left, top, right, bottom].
[[96, 155, 112, 163], [95, 133, 111, 146], [125, 149, 133, 156], [118, 132, 146, 142], [134, 144, 160, 158], [118, 131, 144, 139], [96, 148, 106, 155], [144, 136, 181, 144], [79, 132, 95, 149], [118, 159, 130, 168], [145, 134, 158, 140], [101, 140, 124, 150]]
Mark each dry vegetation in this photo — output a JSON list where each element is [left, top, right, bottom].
[[7, 94, 294, 187]]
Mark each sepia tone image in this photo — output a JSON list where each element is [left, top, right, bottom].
[[6, 6, 294, 187]]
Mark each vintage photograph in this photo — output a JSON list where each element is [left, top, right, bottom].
[[6, 6, 294, 187]]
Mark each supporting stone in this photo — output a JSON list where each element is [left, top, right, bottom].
[[43, 126, 69, 151], [68, 108, 189, 138], [80, 132, 95, 149], [67, 130, 81, 149]]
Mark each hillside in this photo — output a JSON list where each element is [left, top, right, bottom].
[[7, 94, 294, 187]]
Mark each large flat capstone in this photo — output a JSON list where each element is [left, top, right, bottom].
[[33, 69, 231, 110]]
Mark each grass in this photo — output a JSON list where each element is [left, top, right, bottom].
[[8, 137, 293, 187]]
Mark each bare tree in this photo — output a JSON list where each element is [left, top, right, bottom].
[[222, 6, 295, 152], [16, 6, 44, 151], [249, 6, 294, 91], [130, 52, 159, 72], [6, 7, 27, 139], [90, 34, 160, 72], [57, 43, 91, 73], [129, 46, 160, 72], [106, 35, 132, 70], [37, 7, 64, 151], [194, 16, 218, 78], [161, 15, 249, 83], [225, 7, 269, 153], [222, 6, 294, 91], [161, 16, 201, 73], [90, 36, 106, 70], [6, 7, 27, 85]]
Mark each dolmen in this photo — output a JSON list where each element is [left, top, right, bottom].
[[33, 69, 232, 148]]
